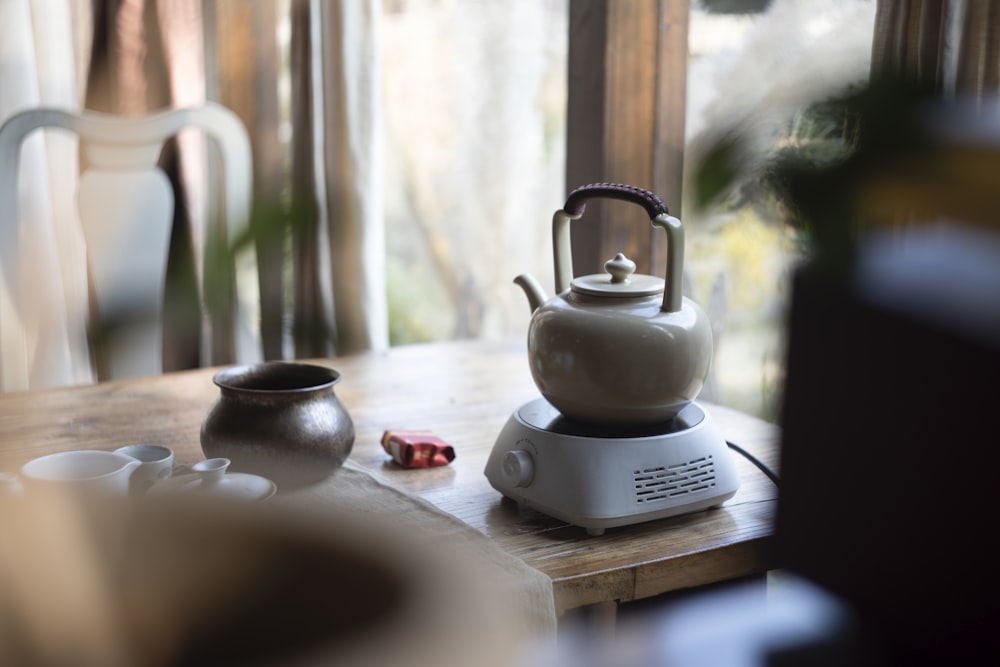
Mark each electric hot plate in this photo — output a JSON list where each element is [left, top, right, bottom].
[[484, 398, 740, 536]]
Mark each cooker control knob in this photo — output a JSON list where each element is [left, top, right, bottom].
[[501, 449, 534, 488]]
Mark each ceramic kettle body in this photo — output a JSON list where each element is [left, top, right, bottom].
[[528, 291, 712, 426], [517, 183, 713, 426]]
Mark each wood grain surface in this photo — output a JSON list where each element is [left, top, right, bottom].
[[0, 338, 780, 613]]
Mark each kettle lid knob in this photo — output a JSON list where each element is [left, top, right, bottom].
[[605, 253, 636, 284]]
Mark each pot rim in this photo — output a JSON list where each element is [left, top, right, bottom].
[[212, 361, 342, 394]]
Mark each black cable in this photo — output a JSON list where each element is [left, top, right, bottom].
[[726, 440, 780, 488]]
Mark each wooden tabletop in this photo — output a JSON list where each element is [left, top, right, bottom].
[[0, 337, 780, 614]]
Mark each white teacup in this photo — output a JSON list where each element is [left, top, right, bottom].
[[20, 450, 142, 498], [114, 444, 174, 494]]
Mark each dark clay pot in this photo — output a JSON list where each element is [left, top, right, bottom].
[[201, 362, 355, 488]]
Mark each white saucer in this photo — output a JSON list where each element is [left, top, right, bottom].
[[149, 458, 277, 502]]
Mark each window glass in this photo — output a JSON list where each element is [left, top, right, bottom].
[[382, 0, 567, 344], [381, 0, 876, 420], [685, 0, 875, 419]]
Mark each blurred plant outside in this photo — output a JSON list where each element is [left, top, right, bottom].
[[682, 0, 875, 420], [379, 0, 876, 421]]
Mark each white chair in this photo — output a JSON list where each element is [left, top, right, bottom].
[[0, 103, 258, 390]]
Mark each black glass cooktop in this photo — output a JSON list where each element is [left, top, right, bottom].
[[516, 398, 705, 439]]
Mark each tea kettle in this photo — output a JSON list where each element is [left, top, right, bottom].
[[515, 183, 712, 426]]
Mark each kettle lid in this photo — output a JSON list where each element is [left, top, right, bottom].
[[570, 253, 664, 298]]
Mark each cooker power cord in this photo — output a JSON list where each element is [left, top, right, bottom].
[[726, 441, 780, 488]]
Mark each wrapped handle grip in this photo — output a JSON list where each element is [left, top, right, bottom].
[[553, 182, 683, 312], [563, 182, 669, 219]]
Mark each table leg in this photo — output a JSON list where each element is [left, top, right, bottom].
[[557, 599, 619, 640]]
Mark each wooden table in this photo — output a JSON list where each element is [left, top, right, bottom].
[[0, 338, 780, 616]]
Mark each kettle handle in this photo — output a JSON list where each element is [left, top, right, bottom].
[[553, 183, 684, 312]]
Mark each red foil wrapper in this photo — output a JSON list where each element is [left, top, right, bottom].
[[381, 429, 456, 468]]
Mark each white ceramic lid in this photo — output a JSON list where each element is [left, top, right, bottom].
[[149, 458, 276, 502], [571, 252, 664, 297]]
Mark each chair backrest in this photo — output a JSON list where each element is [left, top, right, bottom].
[[0, 103, 258, 390]]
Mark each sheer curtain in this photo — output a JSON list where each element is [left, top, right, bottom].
[[871, 0, 1000, 101], [0, 0, 88, 390], [194, 0, 388, 360], [1, 0, 215, 390], [298, 0, 387, 357], [317, 0, 388, 355], [0, 0, 386, 391], [866, 0, 1000, 232]]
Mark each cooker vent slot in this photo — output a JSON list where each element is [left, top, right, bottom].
[[633, 456, 717, 503]]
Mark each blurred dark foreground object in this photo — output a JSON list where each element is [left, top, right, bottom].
[[0, 488, 521, 667], [776, 222, 1000, 665]]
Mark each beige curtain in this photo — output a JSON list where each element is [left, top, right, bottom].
[[314, 0, 388, 355], [0, 0, 89, 390], [865, 0, 1000, 231], [208, 0, 387, 360], [1, 0, 211, 390], [871, 0, 1000, 102], [2, 0, 386, 390]]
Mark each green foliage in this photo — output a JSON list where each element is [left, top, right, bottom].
[[688, 74, 968, 274]]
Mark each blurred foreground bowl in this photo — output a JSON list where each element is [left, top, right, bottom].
[[0, 492, 521, 667]]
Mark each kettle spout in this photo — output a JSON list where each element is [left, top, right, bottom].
[[514, 274, 548, 313]]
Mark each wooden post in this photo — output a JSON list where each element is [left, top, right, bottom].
[[566, 0, 688, 279]]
